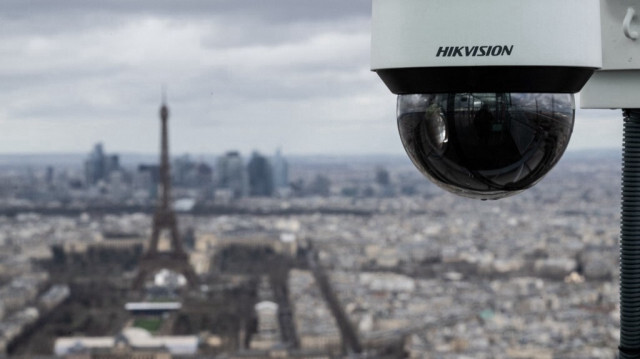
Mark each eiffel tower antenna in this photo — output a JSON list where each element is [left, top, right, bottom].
[[133, 94, 197, 289]]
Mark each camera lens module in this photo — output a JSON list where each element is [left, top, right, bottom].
[[397, 93, 575, 199]]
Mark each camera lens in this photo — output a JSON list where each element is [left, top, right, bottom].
[[397, 93, 574, 200]]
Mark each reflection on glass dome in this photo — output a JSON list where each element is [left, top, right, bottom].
[[397, 93, 575, 200]]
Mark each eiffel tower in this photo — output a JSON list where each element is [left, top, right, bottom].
[[133, 97, 198, 289]]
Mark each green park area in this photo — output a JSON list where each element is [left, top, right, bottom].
[[133, 317, 164, 333]]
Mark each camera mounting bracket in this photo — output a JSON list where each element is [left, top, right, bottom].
[[581, 0, 640, 109]]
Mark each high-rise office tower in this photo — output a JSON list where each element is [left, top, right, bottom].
[[248, 151, 274, 197], [272, 148, 289, 190], [84, 143, 120, 186], [216, 151, 248, 198]]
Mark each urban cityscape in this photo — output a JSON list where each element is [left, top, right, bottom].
[[1, 1, 634, 358], [0, 111, 624, 358]]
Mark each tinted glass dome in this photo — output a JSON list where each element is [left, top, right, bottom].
[[397, 93, 575, 200]]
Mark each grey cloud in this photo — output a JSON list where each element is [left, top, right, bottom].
[[0, 1, 371, 22], [0, 0, 400, 155], [0, 1, 371, 54], [201, 17, 370, 48]]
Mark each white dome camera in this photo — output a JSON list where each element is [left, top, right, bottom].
[[372, 0, 602, 199]]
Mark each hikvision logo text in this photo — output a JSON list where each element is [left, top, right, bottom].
[[436, 45, 514, 57]]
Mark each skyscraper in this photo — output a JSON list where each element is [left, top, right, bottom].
[[272, 148, 289, 190], [84, 143, 120, 186], [85, 143, 106, 185], [216, 151, 248, 198], [248, 151, 274, 197], [172, 154, 213, 189]]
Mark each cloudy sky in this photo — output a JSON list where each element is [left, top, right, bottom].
[[0, 1, 623, 156]]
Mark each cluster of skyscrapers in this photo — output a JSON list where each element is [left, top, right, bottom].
[[216, 149, 289, 198], [84, 143, 121, 186], [83, 143, 289, 200]]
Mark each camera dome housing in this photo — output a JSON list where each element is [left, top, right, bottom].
[[397, 93, 574, 199], [371, 0, 602, 95], [371, 0, 601, 199]]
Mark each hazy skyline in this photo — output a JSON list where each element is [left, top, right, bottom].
[[0, 1, 624, 155]]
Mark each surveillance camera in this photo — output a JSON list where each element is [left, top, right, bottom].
[[371, 0, 602, 199]]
